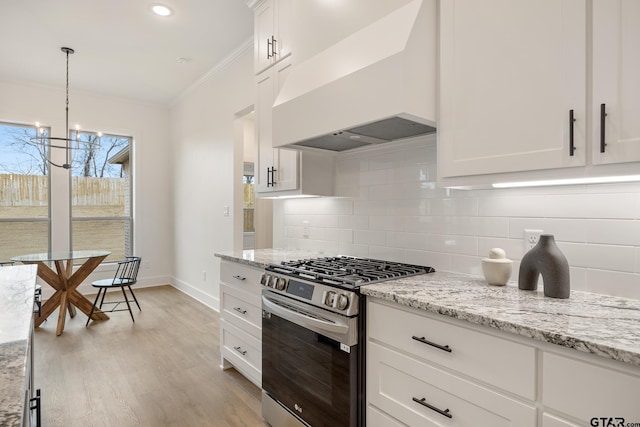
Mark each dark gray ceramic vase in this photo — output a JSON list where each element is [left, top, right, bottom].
[[518, 234, 570, 299]]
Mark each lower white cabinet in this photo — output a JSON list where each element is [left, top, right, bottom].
[[219, 261, 263, 387], [542, 352, 640, 424], [367, 298, 640, 426], [367, 299, 536, 426], [367, 342, 536, 426]]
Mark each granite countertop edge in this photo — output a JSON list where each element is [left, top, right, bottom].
[[216, 250, 640, 368], [361, 285, 639, 367]]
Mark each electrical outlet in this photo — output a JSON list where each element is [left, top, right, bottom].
[[203, 270, 207, 281], [302, 221, 310, 238], [524, 229, 543, 251], [223, 206, 230, 217]]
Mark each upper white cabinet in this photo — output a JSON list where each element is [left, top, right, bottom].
[[592, 0, 640, 165], [254, 0, 292, 75], [254, 56, 334, 197], [255, 57, 297, 194], [438, 0, 587, 178]]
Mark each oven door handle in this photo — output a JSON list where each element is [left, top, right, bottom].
[[262, 295, 349, 335]]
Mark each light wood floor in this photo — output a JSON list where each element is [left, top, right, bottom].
[[34, 285, 268, 427]]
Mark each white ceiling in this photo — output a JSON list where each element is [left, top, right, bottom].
[[0, 0, 254, 104]]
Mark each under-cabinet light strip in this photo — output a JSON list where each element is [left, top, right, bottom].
[[492, 175, 640, 188]]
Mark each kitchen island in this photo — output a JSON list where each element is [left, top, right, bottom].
[[0, 264, 38, 427]]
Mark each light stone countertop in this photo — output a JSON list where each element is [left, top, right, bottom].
[[215, 250, 640, 367], [0, 264, 38, 427]]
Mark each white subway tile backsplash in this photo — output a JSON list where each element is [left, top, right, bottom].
[[478, 238, 522, 260], [338, 215, 369, 230], [449, 254, 485, 277], [277, 142, 640, 300], [586, 220, 640, 246], [585, 269, 640, 299], [424, 234, 478, 256], [508, 218, 587, 243], [559, 242, 636, 273], [368, 216, 405, 232], [480, 193, 637, 219], [354, 229, 386, 246], [405, 249, 451, 271]]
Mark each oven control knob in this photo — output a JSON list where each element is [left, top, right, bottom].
[[274, 277, 287, 291], [336, 294, 350, 310], [261, 274, 272, 287], [324, 291, 336, 307]]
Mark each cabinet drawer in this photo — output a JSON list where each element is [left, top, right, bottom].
[[220, 261, 263, 293], [543, 352, 640, 422], [367, 342, 536, 427], [221, 283, 261, 337], [221, 320, 261, 385], [367, 404, 406, 427], [368, 300, 536, 399]]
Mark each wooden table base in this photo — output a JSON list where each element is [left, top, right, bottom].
[[32, 255, 110, 335]]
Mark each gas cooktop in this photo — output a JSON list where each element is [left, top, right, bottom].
[[265, 256, 435, 289]]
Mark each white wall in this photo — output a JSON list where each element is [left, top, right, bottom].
[[169, 45, 254, 310], [0, 79, 173, 293], [275, 136, 640, 300]]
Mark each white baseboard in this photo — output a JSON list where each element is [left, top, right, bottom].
[[169, 276, 220, 312]]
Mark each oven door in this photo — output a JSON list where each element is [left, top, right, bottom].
[[262, 289, 359, 427]]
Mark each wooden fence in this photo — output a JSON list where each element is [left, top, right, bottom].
[[0, 174, 125, 206]]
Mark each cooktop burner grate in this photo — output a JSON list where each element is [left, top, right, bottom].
[[267, 256, 435, 288]]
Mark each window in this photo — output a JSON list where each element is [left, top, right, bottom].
[[0, 122, 50, 261], [70, 130, 132, 261]]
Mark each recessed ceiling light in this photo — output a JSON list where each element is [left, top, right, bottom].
[[176, 57, 191, 64], [152, 4, 172, 16]]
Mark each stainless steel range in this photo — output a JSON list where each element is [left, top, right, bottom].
[[260, 256, 435, 427]]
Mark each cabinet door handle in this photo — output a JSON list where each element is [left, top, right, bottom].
[[600, 103, 607, 153], [271, 167, 277, 186], [412, 397, 452, 419], [233, 307, 247, 315], [411, 335, 452, 353], [569, 109, 576, 156], [232, 275, 246, 281], [234, 346, 247, 356], [267, 37, 273, 59]]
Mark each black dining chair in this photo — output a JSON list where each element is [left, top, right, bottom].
[[86, 256, 142, 325]]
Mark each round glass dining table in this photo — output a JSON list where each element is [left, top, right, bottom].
[[12, 250, 111, 335]]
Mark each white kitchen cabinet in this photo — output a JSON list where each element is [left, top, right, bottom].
[[542, 351, 640, 424], [438, 0, 587, 179], [255, 57, 296, 194], [367, 299, 537, 426], [255, 56, 334, 197], [219, 260, 263, 387], [592, 0, 640, 165], [253, 0, 291, 75], [368, 298, 536, 400]]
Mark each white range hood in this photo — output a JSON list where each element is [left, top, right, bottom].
[[272, 0, 436, 152]]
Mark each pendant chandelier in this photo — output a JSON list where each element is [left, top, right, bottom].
[[30, 47, 101, 169]]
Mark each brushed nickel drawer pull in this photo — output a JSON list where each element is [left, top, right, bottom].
[[233, 346, 247, 356], [412, 335, 452, 353], [232, 275, 246, 281], [233, 307, 247, 315], [412, 397, 452, 419]]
